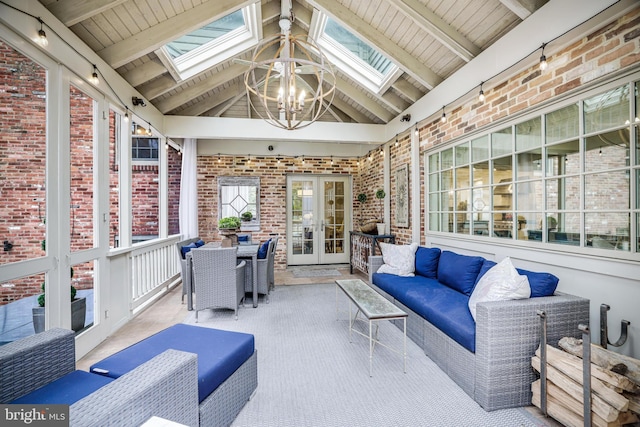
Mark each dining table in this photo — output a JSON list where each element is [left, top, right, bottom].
[[185, 243, 260, 310]]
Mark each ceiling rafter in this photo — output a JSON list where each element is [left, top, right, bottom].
[[178, 82, 244, 116], [307, 0, 443, 90], [122, 60, 167, 88], [384, 0, 481, 62], [498, 0, 539, 20], [96, 0, 252, 68]]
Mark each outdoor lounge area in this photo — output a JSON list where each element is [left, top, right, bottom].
[[1, 0, 640, 426]]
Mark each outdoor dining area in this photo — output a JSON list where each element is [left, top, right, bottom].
[[176, 234, 279, 320]]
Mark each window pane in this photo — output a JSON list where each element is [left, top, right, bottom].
[[585, 129, 630, 172], [546, 103, 579, 144], [441, 148, 453, 169], [546, 176, 580, 211], [586, 212, 629, 250], [516, 149, 542, 181], [0, 272, 46, 342], [516, 212, 543, 241], [491, 127, 512, 157], [516, 180, 542, 211], [471, 135, 489, 162], [516, 117, 541, 152], [492, 156, 513, 183], [472, 162, 490, 186], [455, 190, 470, 234], [456, 166, 470, 188], [547, 212, 580, 246], [429, 212, 440, 231], [131, 128, 159, 242], [441, 170, 453, 191], [584, 85, 630, 133], [441, 212, 454, 232], [455, 142, 469, 166], [0, 40, 47, 267], [69, 85, 95, 251], [546, 140, 579, 177], [429, 173, 439, 192], [429, 153, 439, 171], [585, 171, 629, 210], [428, 193, 440, 211]]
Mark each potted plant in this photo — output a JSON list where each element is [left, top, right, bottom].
[[375, 188, 386, 235], [241, 211, 253, 222], [32, 267, 86, 333], [218, 216, 241, 246]]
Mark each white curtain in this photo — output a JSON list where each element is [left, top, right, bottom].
[[179, 138, 198, 238]]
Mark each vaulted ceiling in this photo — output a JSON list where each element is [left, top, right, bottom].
[[37, 0, 548, 126]]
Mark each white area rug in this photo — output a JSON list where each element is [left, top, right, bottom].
[[183, 284, 545, 427]]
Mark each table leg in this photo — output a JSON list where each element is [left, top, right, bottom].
[[251, 254, 258, 308]]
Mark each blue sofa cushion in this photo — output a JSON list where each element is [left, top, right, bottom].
[[181, 242, 197, 259], [476, 260, 559, 298], [257, 239, 271, 259], [437, 251, 484, 296], [11, 370, 114, 405], [414, 247, 441, 279], [195, 239, 205, 247], [90, 324, 254, 403], [238, 235, 249, 243], [373, 273, 476, 352]]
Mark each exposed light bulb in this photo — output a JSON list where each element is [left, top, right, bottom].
[[414, 123, 419, 137], [123, 108, 129, 122], [395, 134, 399, 147], [90, 65, 99, 85], [478, 82, 485, 102], [539, 43, 548, 71], [36, 19, 48, 47], [440, 106, 447, 123]]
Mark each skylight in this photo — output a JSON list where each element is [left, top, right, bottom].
[[309, 13, 400, 94], [157, 5, 260, 82]]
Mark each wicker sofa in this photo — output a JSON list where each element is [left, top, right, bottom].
[[0, 328, 199, 426], [368, 246, 590, 411]]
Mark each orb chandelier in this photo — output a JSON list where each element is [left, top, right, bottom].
[[244, 0, 336, 130]]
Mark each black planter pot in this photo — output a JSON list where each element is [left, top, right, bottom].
[[32, 297, 87, 333]]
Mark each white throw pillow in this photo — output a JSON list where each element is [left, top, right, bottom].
[[468, 257, 531, 321], [376, 242, 419, 277]]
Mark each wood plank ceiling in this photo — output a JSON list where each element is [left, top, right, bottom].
[[38, 0, 548, 125]]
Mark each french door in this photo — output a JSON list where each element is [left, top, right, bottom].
[[287, 175, 351, 265]]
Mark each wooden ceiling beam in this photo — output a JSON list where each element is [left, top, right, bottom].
[[177, 82, 244, 117], [45, 0, 126, 27], [122, 61, 167, 88], [499, 0, 540, 20]]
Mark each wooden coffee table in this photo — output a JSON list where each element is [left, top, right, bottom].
[[335, 278, 407, 376]]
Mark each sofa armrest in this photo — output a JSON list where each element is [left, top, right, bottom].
[[0, 328, 76, 403], [368, 255, 384, 284], [474, 293, 589, 410], [71, 349, 199, 427]]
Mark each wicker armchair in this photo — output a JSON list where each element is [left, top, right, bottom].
[[268, 236, 279, 292], [191, 247, 246, 320], [0, 328, 199, 426], [256, 240, 274, 303]]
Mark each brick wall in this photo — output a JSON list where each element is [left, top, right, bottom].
[[389, 133, 413, 244]]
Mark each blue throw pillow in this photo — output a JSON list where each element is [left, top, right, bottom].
[[180, 242, 197, 259], [437, 251, 484, 295], [476, 259, 559, 297], [238, 235, 249, 242], [257, 239, 271, 259], [414, 247, 441, 279], [195, 239, 205, 247]]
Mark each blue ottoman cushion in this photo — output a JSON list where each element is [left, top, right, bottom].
[[90, 324, 255, 403], [11, 370, 114, 405]]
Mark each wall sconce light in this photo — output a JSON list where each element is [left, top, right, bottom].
[[539, 43, 548, 71], [124, 106, 130, 122], [478, 82, 485, 102], [3, 240, 14, 252], [400, 114, 411, 122], [132, 97, 146, 107]]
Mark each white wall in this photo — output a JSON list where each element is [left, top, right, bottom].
[[427, 235, 640, 357]]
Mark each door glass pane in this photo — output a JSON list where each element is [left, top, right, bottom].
[[0, 40, 47, 267], [291, 181, 314, 255], [109, 110, 120, 248], [516, 117, 541, 152], [324, 181, 345, 254], [546, 103, 579, 144], [70, 85, 95, 251], [585, 129, 630, 172], [584, 85, 630, 134]]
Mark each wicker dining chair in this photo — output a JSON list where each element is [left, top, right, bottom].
[[254, 239, 274, 303], [191, 247, 246, 320], [267, 236, 279, 292]]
